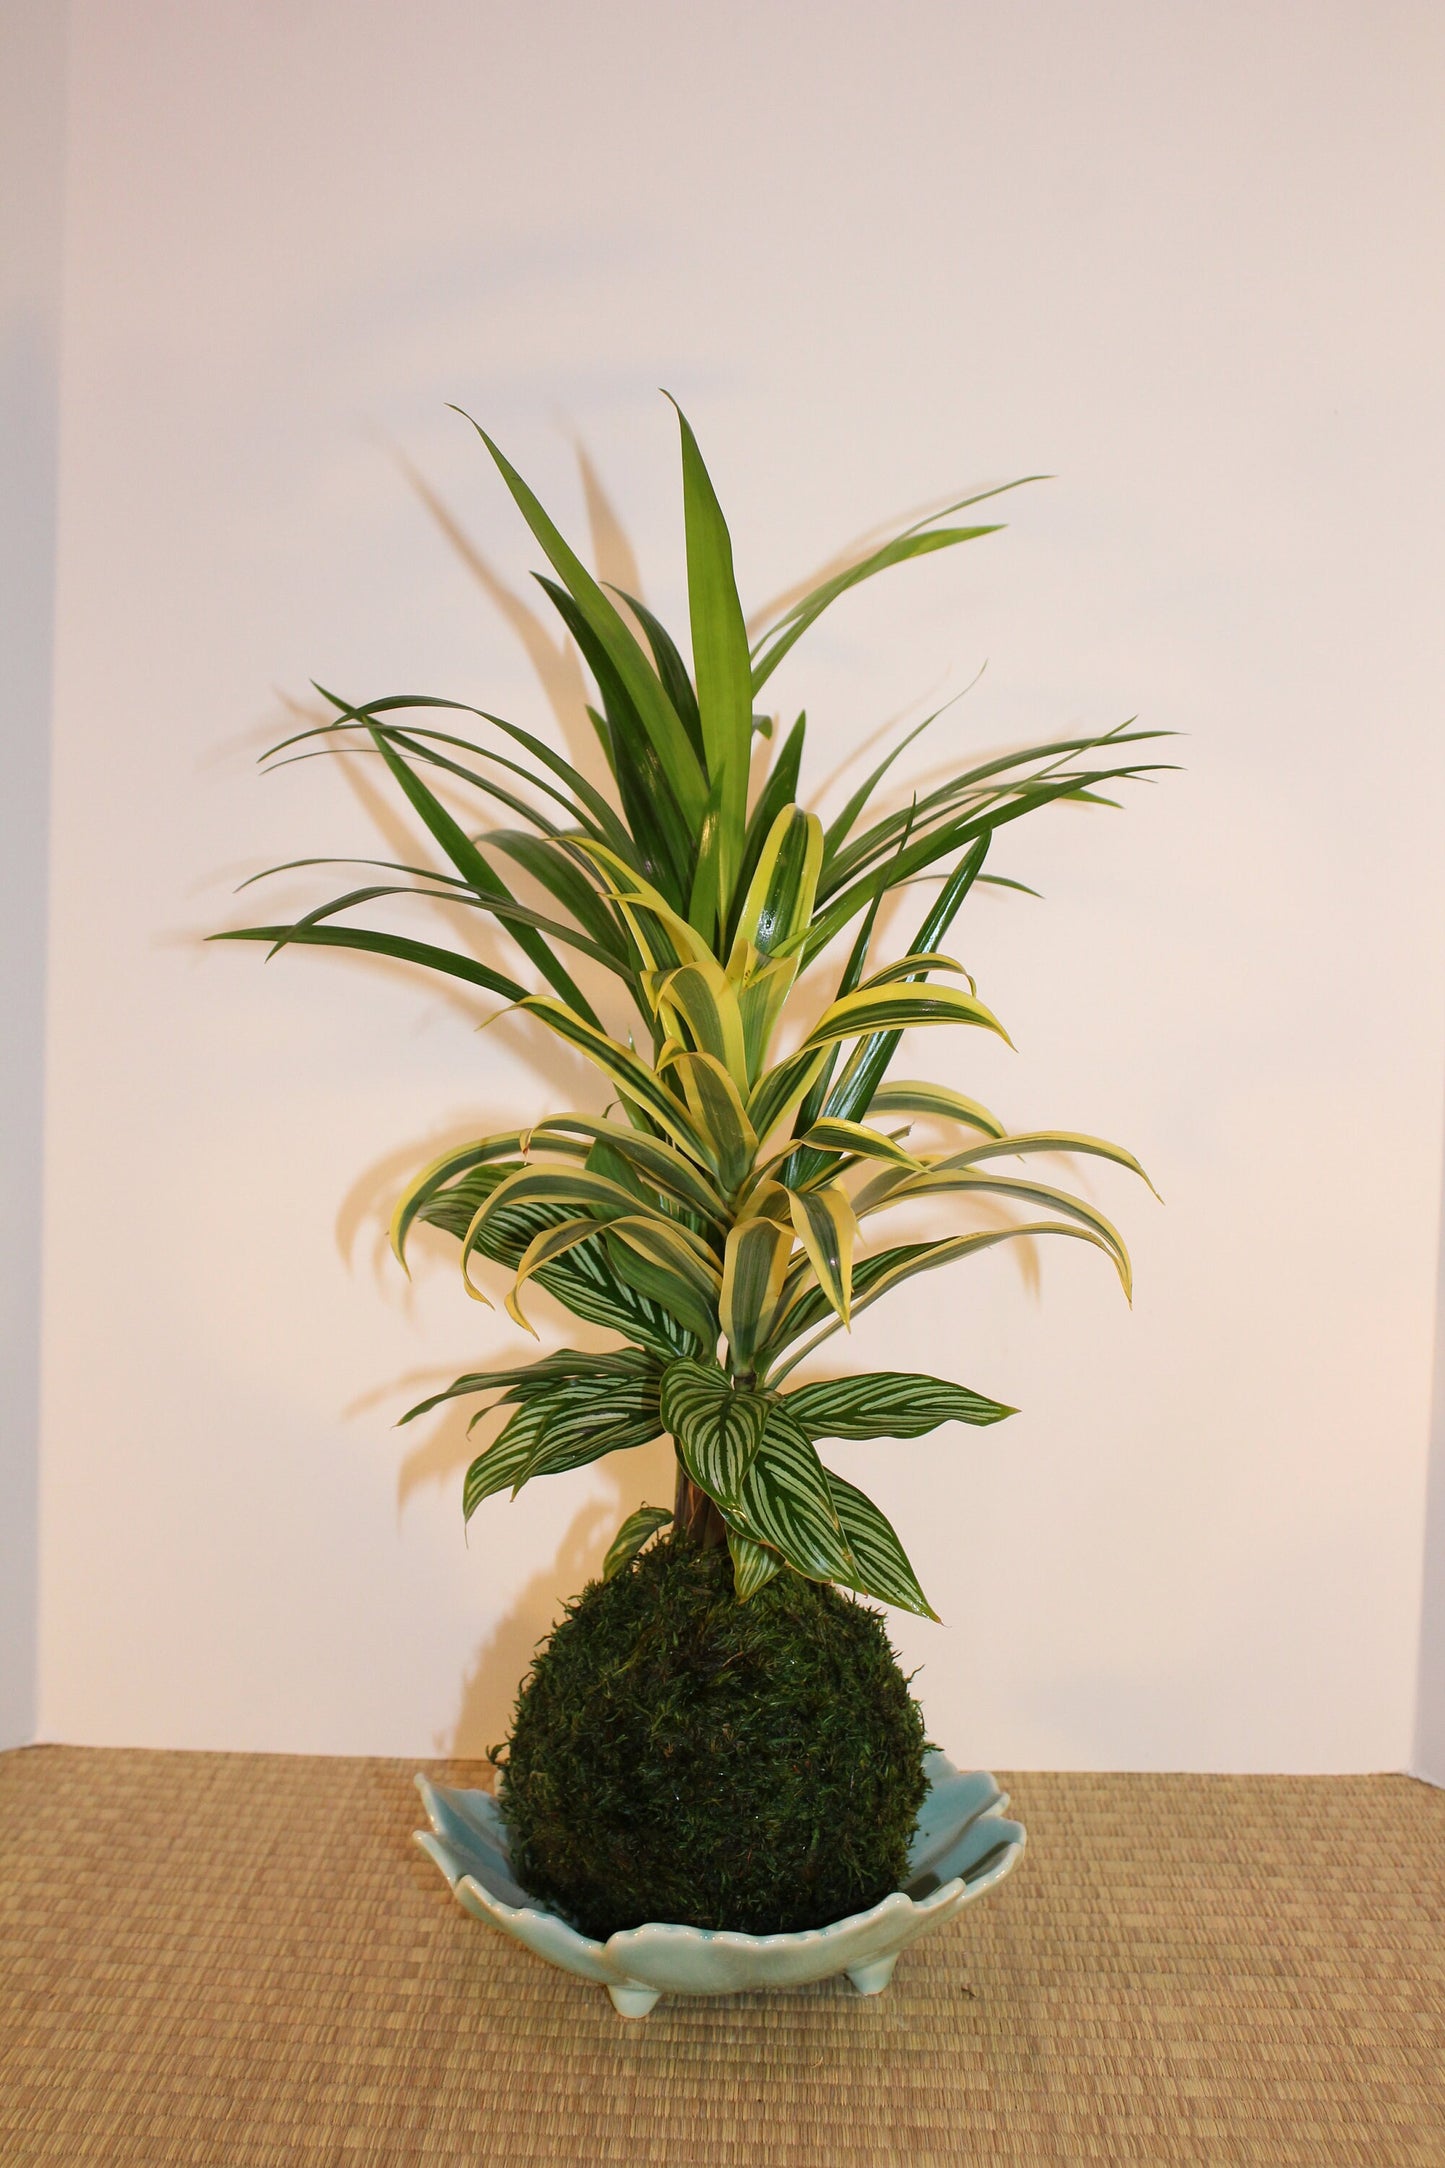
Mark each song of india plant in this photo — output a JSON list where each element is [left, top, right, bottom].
[[218, 401, 1163, 1937]]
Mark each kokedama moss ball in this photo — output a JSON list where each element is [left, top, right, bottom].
[[496, 1533, 930, 1939]]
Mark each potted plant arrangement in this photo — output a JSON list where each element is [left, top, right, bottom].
[[218, 402, 1162, 2015]]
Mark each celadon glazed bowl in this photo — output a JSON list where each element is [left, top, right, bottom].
[[414, 1752, 1025, 2017]]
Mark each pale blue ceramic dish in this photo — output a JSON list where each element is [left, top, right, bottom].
[[415, 1752, 1025, 2017]]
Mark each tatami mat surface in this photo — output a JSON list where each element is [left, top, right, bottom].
[[1, 1748, 1441, 2165]]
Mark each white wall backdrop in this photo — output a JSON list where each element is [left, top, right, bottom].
[[33, 0, 1445, 1769], [1, 0, 65, 1752]]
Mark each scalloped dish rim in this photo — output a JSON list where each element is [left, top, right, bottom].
[[414, 1749, 1026, 2016]]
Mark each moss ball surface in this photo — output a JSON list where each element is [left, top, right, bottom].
[[496, 1534, 930, 1939]]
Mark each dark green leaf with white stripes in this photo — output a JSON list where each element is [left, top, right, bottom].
[[825, 1470, 937, 1618], [727, 1524, 783, 1602], [783, 1370, 1015, 1440], [660, 1359, 769, 1509], [732, 1404, 855, 1582], [602, 1505, 674, 1580]]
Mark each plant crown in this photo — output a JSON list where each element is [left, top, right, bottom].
[[218, 401, 1166, 1617]]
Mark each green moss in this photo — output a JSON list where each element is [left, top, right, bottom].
[[495, 1533, 930, 1939]]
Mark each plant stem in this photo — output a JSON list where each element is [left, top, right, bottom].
[[673, 1458, 728, 1549]]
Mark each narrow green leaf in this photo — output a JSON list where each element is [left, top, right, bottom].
[[608, 588, 705, 763], [749, 482, 1037, 691], [533, 576, 694, 905], [821, 706, 944, 874], [481, 831, 630, 963], [456, 411, 708, 822], [809, 835, 994, 1137], [686, 762, 730, 944], [730, 712, 806, 940], [357, 719, 602, 1024], [786, 876, 887, 1152], [670, 397, 752, 873], [210, 923, 527, 1002]]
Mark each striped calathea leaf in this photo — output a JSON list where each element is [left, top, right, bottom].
[[602, 1504, 674, 1582], [218, 397, 1168, 1618], [660, 1359, 769, 1509]]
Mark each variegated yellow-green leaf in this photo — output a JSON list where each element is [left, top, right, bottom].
[[463, 1161, 648, 1242], [866, 1079, 1007, 1139], [787, 1182, 857, 1326], [802, 980, 1012, 1054], [764, 1222, 1122, 1382], [794, 1118, 921, 1171], [929, 1131, 1160, 1199], [730, 804, 823, 962], [650, 957, 748, 1088], [525, 1115, 727, 1224], [506, 1217, 602, 1333], [861, 1166, 1133, 1297], [660, 1359, 769, 1508], [568, 840, 713, 975], [727, 805, 823, 1074], [733, 951, 799, 1085], [834, 949, 969, 988], [745, 1043, 830, 1148], [602, 1505, 673, 1581], [516, 998, 711, 1160], [602, 1216, 723, 1346], [390, 1131, 526, 1268], [719, 1214, 792, 1367], [661, 1048, 758, 1191]]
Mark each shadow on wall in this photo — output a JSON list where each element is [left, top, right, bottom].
[[444, 1434, 677, 1760], [341, 438, 686, 1762]]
